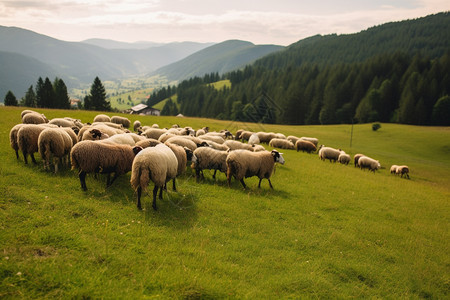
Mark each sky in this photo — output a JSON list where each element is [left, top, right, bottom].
[[0, 0, 449, 45]]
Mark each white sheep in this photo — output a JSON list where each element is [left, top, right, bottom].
[[287, 135, 301, 144], [111, 116, 131, 128], [93, 114, 111, 123], [357, 156, 381, 172], [248, 134, 260, 145], [396, 165, 410, 179], [38, 128, 73, 173], [318, 145, 341, 162], [133, 120, 141, 132], [100, 133, 145, 146], [295, 140, 317, 153], [338, 151, 351, 165], [17, 124, 57, 164], [226, 149, 285, 189], [191, 147, 229, 180], [390, 165, 399, 174], [130, 144, 178, 210], [223, 140, 254, 151], [269, 138, 295, 150], [300, 137, 319, 147]]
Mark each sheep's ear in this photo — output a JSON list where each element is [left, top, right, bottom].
[[133, 146, 143, 156]]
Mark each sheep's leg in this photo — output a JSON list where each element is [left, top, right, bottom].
[[15, 150, 19, 160], [31, 153, 37, 164], [227, 169, 232, 187], [79, 171, 87, 191], [258, 178, 262, 188], [268, 179, 273, 189], [172, 178, 177, 191], [137, 187, 142, 210], [195, 169, 201, 181], [152, 185, 159, 210], [213, 170, 217, 180], [239, 179, 247, 189], [107, 173, 120, 187], [159, 187, 163, 199], [23, 151, 28, 164]]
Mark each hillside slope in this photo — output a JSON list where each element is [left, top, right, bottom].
[[153, 40, 284, 81]]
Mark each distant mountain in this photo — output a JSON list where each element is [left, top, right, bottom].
[[81, 38, 165, 49], [153, 40, 284, 81], [0, 26, 214, 98]]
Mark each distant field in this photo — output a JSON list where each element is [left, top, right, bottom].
[[1, 106, 449, 298]]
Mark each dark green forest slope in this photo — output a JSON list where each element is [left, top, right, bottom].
[[156, 12, 450, 126]]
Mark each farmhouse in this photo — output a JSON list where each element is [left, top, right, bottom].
[[127, 104, 160, 116]]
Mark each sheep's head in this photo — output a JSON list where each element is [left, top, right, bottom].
[[90, 129, 103, 139], [271, 150, 285, 165], [184, 147, 193, 161], [197, 141, 210, 148], [132, 146, 143, 156]]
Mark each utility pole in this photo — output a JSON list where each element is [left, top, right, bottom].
[[350, 118, 354, 148]]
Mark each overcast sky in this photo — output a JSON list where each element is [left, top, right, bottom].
[[0, 0, 448, 45]]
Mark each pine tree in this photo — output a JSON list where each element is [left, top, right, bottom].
[[23, 85, 36, 107], [89, 77, 110, 111], [53, 78, 70, 109], [4, 91, 18, 106], [35, 77, 45, 108], [432, 95, 450, 125]]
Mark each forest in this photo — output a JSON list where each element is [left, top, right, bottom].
[[154, 12, 450, 126]]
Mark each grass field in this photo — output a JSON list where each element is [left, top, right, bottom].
[[0, 106, 449, 298]]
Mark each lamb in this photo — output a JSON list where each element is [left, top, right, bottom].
[[17, 124, 57, 164], [226, 149, 285, 189], [93, 114, 111, 123], [248, 134, 260, 145], [130, 144, 178, 210], [338, 152, 351, 165], [111, 116, 131, 128], [318, 145, 341, 162], [135, 139, 161, 149], [353, 154, 365, 167], [300, 137, 319, 147], [390, 165, 399, 174], [357, 156, 381, 172], [295, 139, 317, 153], [9, 124, 25, 159], [38, 128, 73, 173], [269, 138, 295, 150], [22, 112, 48, 124], [191, 147, 229, 180], [396, 165, 410, 179], [70, 140, 142, 191], [133, 120, 141, 132]]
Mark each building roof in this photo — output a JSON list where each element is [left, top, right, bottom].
[[131, 103, 148, 112]]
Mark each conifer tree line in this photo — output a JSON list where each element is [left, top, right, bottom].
[[3, 77, 71, 109], [158, 52, 450, 126]]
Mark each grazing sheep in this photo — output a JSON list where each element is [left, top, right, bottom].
[[166, 136, 198, 152], [133, 120, 141, 132], [130, 144, 178, 210], [275, 133, 287, 139], [287, 135, 301, 144], [48, 118, 80, 129], [71, 140, 142, 191], [223, 140, 254, 151], [21, 109, 36, 119], [135, 139, 161, 149], [226, 149, 285, 189], [300, 137, 319, 147], [396, 165, 410, 179], [93, 114, 111, 123], [9, 124, 25, 159], [353, 154, 365, 167], [200, 134, 225, 144], [318, 145, 341, 162], [22, 112, 48, 124], [111, 116, 131, 128], [248, 134, 260, 145], [191, 147, 229, 180], [60, 127, 78, 146], [338, 152, 351, 165], [390, 165, 399, 174], [80, 124, 123, 141], [38, 128, 73, 173], [235, 129, 244, 140], [269, 138, 295, 150], [238, 130, 253, 141], [158, 133, 178, 143], [17, 124, 57, 164], [358, 156, 381, 172], [256, 132, 277, 144], [205, 140, 229, 151], [101, 133, 145, 146], [152, 123, 159, 128], [165, 142, 193, 189], [91, 121, 124, 129], [196, 129, 206, 137], [253, 145, 266, 152], [142, 128, 167, 140], [295, 140, 317, 153]]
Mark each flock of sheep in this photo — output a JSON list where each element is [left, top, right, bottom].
[[9, 109, 410, 210]]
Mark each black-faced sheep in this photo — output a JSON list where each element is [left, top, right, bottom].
[[111, 116, 131, 128], [130, 144, 178, 210], [295, 140, 317, 153], [269, 138, 295, 150], [70, 140, 142, 190], [318, 145, 341, 162], [38, 128, 73, 173], [357, 156, 381, 172], [226, 149, 285, 189], [191, 147, 229, 180], [396, 165, 410, 179]]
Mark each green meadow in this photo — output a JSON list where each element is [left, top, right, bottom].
[[0, 106, 449, 298]]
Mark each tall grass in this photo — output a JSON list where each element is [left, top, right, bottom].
[[0, 106, 449, 298]]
